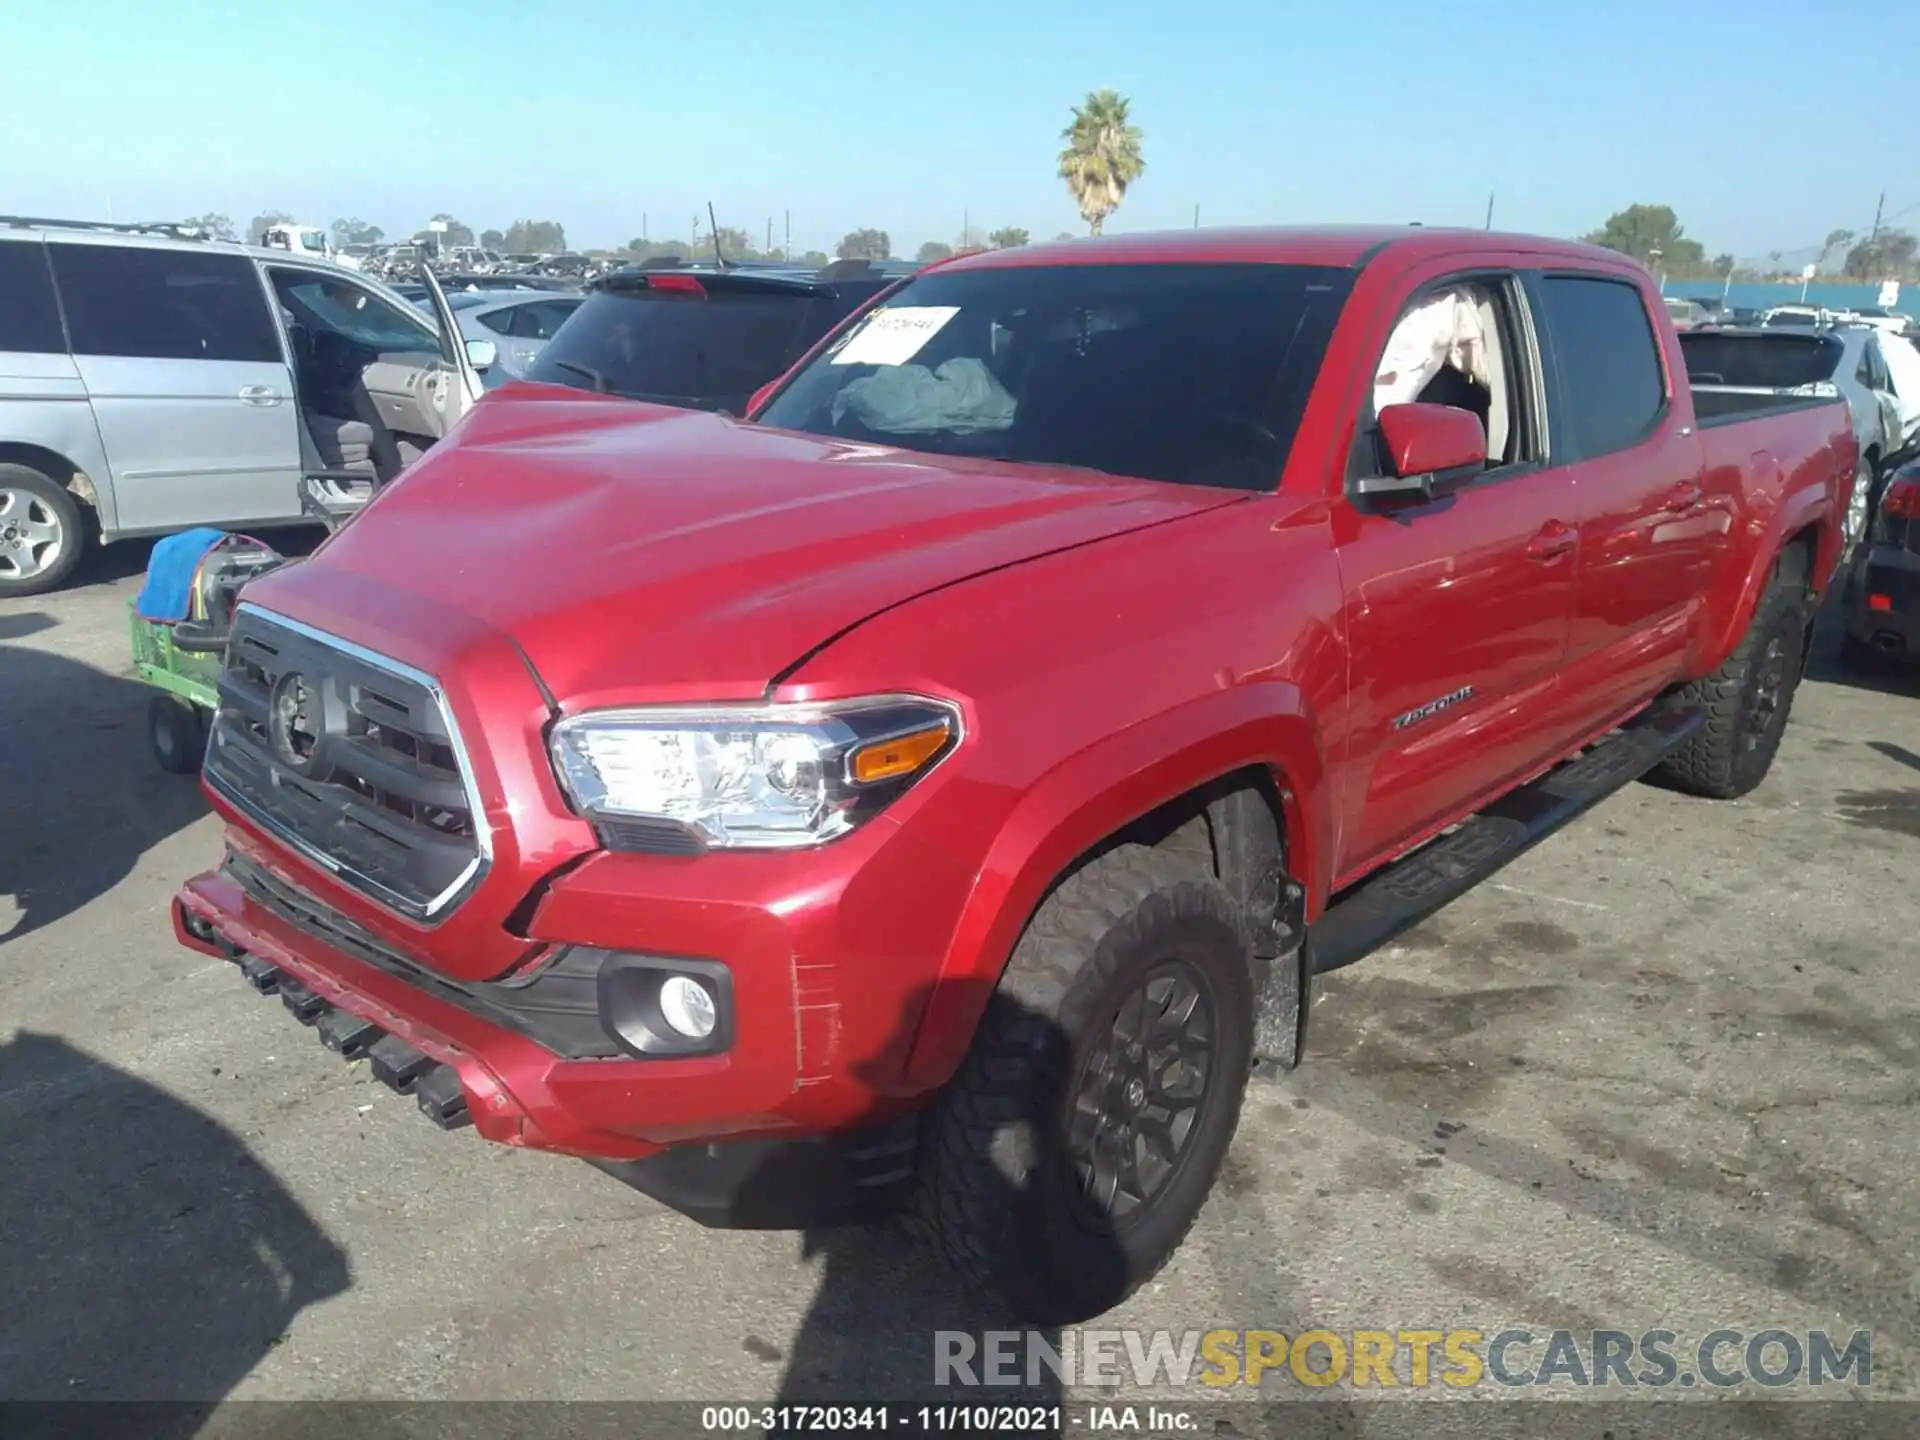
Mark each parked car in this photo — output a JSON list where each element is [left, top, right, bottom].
[[1664, 297, 1709, 331], [1762, 304, 1828, 328], [260, 222, 354, 270], [1678, 325, 1903, 545], [519, 260, 903, 413], [0, 216, 493, 595], [446, 290, 584, 380], [1840, 456, 1920, 667], [1876, 331, 1920, 455], [175, 225, 1854, 1324]]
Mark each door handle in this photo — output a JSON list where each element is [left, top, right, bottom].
[[238, 385, 281, 406], [1659, 480, 1702, 512], [1526, 520, 1577, 561]]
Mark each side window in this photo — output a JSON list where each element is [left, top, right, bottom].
[[1856, 350, 1876, 388], [50, 244, 281, 363], [269, 270, 442, 356], [0, 241, 65, 353], [510, 303, 565, 340], [1363, 275, 1534, 474], [474, 307, 515, 336], [1536, 276, 1666, 460]]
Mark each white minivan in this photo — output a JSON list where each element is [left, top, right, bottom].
[[0, 217, 494, 596]]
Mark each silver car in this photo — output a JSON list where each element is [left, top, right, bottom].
[[0, 216, 495, 596], [1679, 324, 1903, 546], [445, 291, 583, 380]]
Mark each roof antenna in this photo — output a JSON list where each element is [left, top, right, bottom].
[[707, 201, 729, 269]]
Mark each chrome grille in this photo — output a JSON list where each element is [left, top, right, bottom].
[[203, 606, 487, 920]]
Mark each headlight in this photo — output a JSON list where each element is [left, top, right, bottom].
[[549, 695, 960, 851]]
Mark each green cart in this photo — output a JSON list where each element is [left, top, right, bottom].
[[130, 535, 284, 773], [130, 600, 229, 772]]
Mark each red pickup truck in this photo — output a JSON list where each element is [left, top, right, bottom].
[[173, 227, 1855, 1323]]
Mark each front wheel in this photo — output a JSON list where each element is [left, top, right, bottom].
[[0, 463, 85, 598], [911, 845, 1255, 1324]]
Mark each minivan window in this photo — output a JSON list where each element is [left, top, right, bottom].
[[50, 244, 281, 364], [756, 262, 1356, 491], [0, 241, 65, 354], [1537, 276, 1666, 459]]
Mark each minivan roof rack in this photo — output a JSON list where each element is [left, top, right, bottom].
[[0, 214, 213, 241]]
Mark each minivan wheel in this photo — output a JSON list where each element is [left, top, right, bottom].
[[0, 464, 85, 598], [911, 844, 1255, 1324]]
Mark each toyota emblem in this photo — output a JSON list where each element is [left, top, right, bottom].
[[268, 671, 322, 772]]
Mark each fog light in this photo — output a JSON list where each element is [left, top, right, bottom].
[[659, 975, 717, 1039]]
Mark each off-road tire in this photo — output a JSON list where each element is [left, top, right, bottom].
[[148, 694, 206, 774], [0, 463, 85, 598], [1652, 577, 1807, 799], [910, 844, 1255, 1324]]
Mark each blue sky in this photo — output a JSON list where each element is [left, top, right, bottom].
[[5, 0, 1916, 261]]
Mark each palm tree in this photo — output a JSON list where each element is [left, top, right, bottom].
[[1057, 90, 1144, 236]]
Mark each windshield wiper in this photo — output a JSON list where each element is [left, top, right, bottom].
[[548, 359, 612, 393]]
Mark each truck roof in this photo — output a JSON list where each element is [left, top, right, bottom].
[[935, 225, 1627, 273]]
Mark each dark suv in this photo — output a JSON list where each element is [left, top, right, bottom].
[[521, 260, 907, 414]]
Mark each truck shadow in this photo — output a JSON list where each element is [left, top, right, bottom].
[[744, 984, 1085, 1431], [0, 615, 209, 948], [0, 1030, 350, 1429]]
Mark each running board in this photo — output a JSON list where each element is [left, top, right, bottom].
[[1306, 705, 1703, 976]]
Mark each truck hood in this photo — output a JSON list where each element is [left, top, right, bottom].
[[264, 396, 1246, 703]]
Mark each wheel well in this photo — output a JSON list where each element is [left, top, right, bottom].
[[1055, 766, 1296, 958], [0, 443, 96, 512], [1777, 526, 1816, 590]]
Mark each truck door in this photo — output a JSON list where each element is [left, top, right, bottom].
[[1332, 267, 1579, 878], [48, 241, 303, 533], [1530, 271, 1710, 688]]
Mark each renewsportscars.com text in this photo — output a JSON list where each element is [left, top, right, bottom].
[[934, 1327, 1873, 1390]]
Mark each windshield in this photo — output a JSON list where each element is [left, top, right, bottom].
[[525, 283, 833, 411], [755, 262, 1355, 491], [1764, 310, 1818, 327]]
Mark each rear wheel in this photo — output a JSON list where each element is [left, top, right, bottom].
[[1652, 574, 1807, 799], [1844, 458, 1875, 550], [0, 463, 85, 598], [911, 845, 1255, 1324], [148, 694, 206, 774]]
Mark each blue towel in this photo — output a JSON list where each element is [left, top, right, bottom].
[[136, 528, 229, 622]]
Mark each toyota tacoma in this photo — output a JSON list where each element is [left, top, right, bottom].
[[173, 227, 1856, 1323]]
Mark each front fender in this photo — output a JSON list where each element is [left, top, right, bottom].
[[902, 680, 1331, 1087]]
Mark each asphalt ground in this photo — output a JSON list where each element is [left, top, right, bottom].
[[3, 534, 1917, 1432]]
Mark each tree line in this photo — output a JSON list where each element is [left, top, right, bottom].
[[1584, 203, 1917, 283]]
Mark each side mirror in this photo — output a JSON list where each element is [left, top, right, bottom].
[[465, 338, 498, 371], [1357, 402, 1487, 501]]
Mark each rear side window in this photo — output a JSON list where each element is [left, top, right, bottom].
[[526, 284, 827, 412], [510, 300, 579, 340], [1538, 276, 1666, 459], [50, 244, 281, 363], [0, 241, 65, 353], [1678, 332, 1841, 389]]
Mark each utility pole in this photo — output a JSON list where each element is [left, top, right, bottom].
[[692, 215, 699, 251], [1484, 192, 1494, 230], [784, 210, 790, 258], [1193, 203, 1199, 229], [1869, 190, 1886, 245], [642, 212, 648, 243], [767, 217, 773, 255], [963, 208, 970, 249]]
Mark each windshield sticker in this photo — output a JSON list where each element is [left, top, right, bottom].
[[831, 306, 961, 366]]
